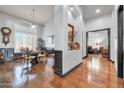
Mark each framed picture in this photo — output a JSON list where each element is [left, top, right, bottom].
[[68, 24, 74, 50]]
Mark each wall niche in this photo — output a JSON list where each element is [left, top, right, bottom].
[[67, 23, 80, 51]]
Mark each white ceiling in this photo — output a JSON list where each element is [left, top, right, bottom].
[[82, 5, 114, 20], [0, 5, 54, 26], [0, 5, 114, 26]]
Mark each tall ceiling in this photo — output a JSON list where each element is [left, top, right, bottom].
[[0, 5, 54, 26], [82, 5, 114, 21], [0, 5, 114, 26]]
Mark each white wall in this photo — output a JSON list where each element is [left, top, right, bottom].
[[85, 13, 112, 31], [0, 12, 43, 49], [54, 5, 85, 74], [42, 19, 54, 40], [85, 7, 119, 74], [82, 15, 86, 57], [0, 12, 20, 48], [83, 13, 112, 58], [37, 26, 43, 39], [85, 12, 114, 58], [82, 24, 86, 57], [111, 5, 119, 73], [63, 6, 84, 74]]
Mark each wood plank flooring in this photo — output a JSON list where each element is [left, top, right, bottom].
[[0, 54, 123, 88]]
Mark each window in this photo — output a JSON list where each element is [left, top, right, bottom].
[[15, 24, 37, 52], [46, 35, 55, 48]]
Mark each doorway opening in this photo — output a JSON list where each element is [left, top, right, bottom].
[[86, 28, 110, 60]]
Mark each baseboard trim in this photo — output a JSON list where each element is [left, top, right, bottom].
[[55, 62, 82, 77], [54, 71, 64, 77], [82, 56, 87, 59], [109, 59, 115, 63]]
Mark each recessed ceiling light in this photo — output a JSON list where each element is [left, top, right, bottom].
[[70, 7, 74, 12], [31, 24, 36, 29], [96, 9, 100, 13]]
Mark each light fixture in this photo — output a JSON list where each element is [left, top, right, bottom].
[[96, 9, 100, 13], [31, 24, 36, 28], [70, 7, 74, 12], [31, 8, 36, 28]]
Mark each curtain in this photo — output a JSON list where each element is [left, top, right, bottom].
[[15, 30, 37, 52]]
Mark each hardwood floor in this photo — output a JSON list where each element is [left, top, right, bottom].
[[0, 55, 123, 88]]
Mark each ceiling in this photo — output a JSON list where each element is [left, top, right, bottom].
[[0, 5, 54, 26], [0, 5, 114, 26], [82, 5, 114, 21]]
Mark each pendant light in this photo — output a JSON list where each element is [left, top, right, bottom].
[[31, 8, 36, 28]]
